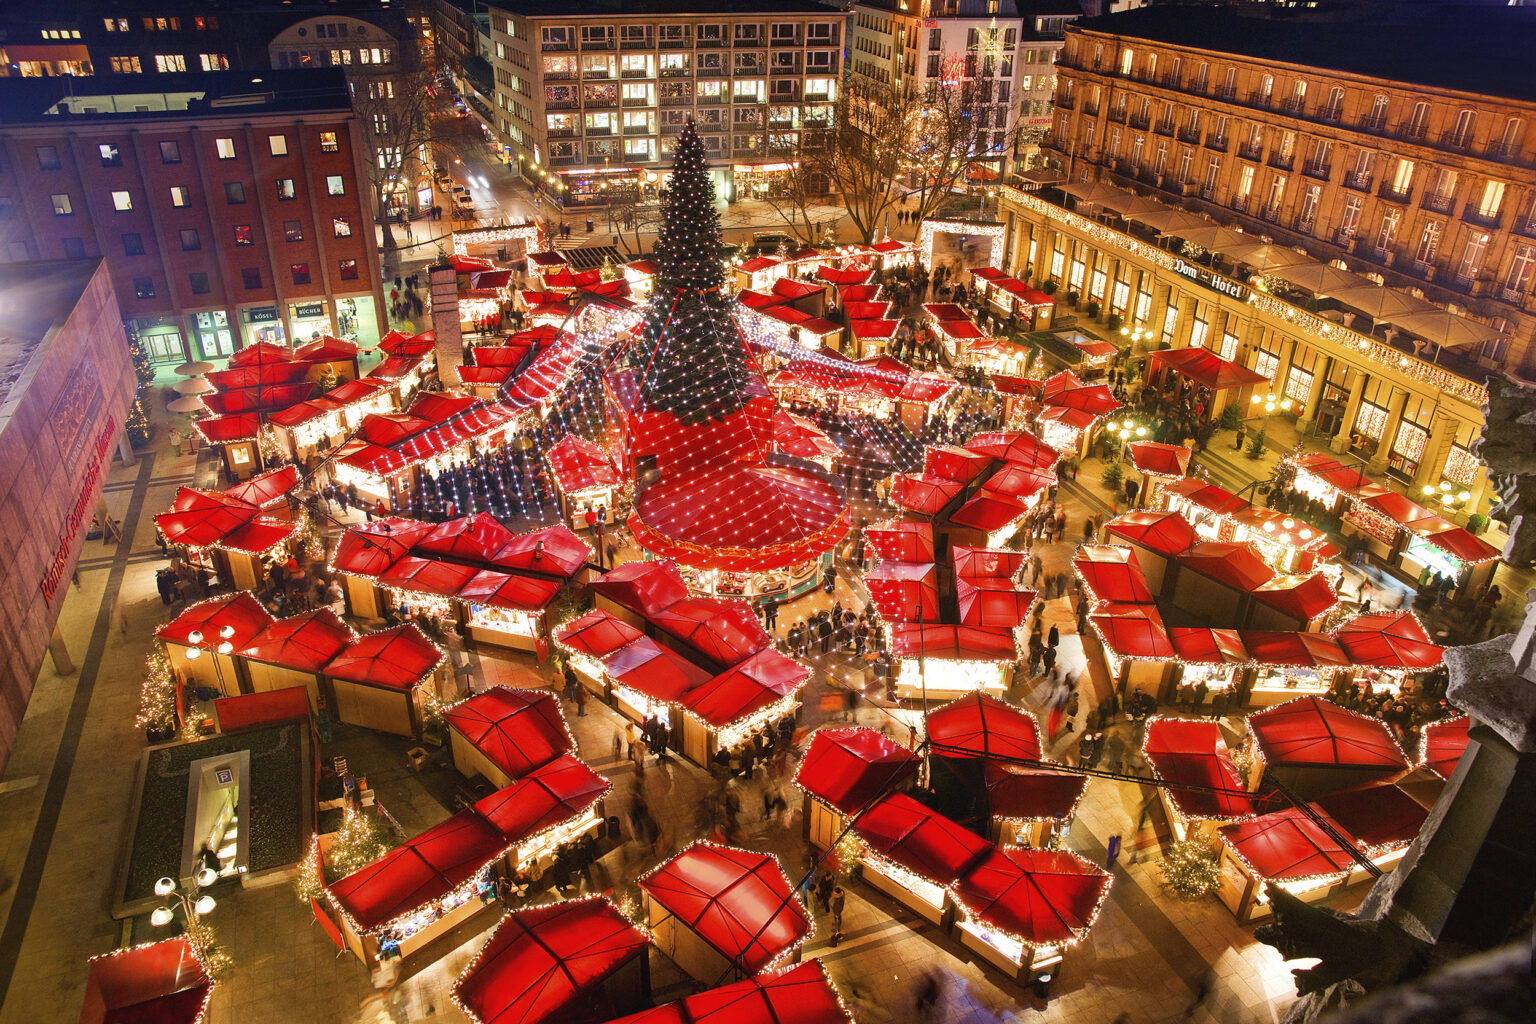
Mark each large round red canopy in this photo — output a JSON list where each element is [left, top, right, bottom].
[[927, 692, 1042, 763], [445, 687, 572, 782], [794, 727, 919, 815], [639, 843, 810, 974], [1248, 697, 1409, 772], [324, 624, 443, 690], [950, 847, 1111, 948], [601, 960, 851, 1024], [452, 897, 649, 1024], [852, 793, 991, 886], [1142, 718, 1255, 821]]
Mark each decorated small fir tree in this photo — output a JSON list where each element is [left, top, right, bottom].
[[632, 120, 762, 425], [1160, 836, 1221, 900], [1245, 426, 1268, 461]]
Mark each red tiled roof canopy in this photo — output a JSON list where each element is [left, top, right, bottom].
[[794, 727, 919, 815], [445, 687, 572, 782], [1248, 696, 1409, 772], [927, 693, 1042, 763]]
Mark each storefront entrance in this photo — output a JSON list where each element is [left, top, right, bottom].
[[288, 300, 332, 344], [241, 306, 287, 348], [130, 316, 187, 365], [189, 311, 236, 361]]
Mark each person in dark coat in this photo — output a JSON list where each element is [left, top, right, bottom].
[[1047, 624, 1060, 649]]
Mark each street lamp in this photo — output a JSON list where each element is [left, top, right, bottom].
[[1250, 391, 1292, 416], [151, 871, 218, 931], [1422, 481, 1473, 510], [1111, 418, 1146, 461]]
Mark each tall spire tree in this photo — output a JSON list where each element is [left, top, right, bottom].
[[633, 119, 763, 425]]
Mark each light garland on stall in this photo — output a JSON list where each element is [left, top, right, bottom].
[[85, 939, 217, 1024]]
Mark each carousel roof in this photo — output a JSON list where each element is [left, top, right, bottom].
[[452, 897, 649, 1024], [639, 843, 811, 975], [444, 687, 572, 781], [324, 624, 443, 690], [927, 692, 1042, 763], [949, 847, 1111, 949], [1142, 718, 1255, 821], [794, 727, 920, 815], [853, 793, 991, 886], [1248, 697, 1409, 772], [598, 960, 850, 1024]]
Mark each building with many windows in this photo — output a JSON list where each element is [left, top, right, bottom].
[[0, 71, 387, 365], [485, 1, 849, 204], [995, 3, 1536, 509], [849, 0, 1080, 177]]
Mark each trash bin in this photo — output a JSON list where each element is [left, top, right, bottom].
[[586, 217, 594, 232], [607, 815, 622, 839]]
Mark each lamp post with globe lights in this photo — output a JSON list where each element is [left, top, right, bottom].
[[1110, 417, 1147, 462], [150, 871, 231, 977]]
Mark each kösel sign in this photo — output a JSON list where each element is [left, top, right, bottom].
[[1173, 257, 1251, 302]]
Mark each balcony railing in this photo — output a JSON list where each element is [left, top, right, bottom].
[[1154, 119, 1176, 136], [1205, 133, 1228, 152], [733, 36, 763, 48], [1214, 84, 1237, 101], [1397, 121, 1429, 142], [623, 124, 653, 135], [1083, 103, 1100, 117], [581, 38, 615, 50], [1438, 129, 1474, 152], [585, 125, 615, 136], [1422, 192, 1455, 214], [1246, 90, 1273, 108], [659, 66, 690, 77], [1128, 113, 1151, 130], [660, 94, 692, 106], [1231, 195, 1250, 213], [1294, 215, 1316, 234], [542, 41, 575, 52], [544, 70, 574, 81], [620, 36, 653, 51], [1463, 205, 1502, 229], [1514, 217, 1536, 240], [1237, 142, 1262, 161], [1055, 93, 1075, 110], [1319, 105, 1344, 124], [1344, 170, 1372, 191], [1177, 127, 1200, 143], [695, 36, 725, 48], [1259, 204, 1282, 223], [1268, 153, 1294, 171], [546, 127, 577, 138], [1303, 162, 1331, 180], [621, 68, 651, 79], [1108, 107, 1127, 124], [1281, 96, 1306, 116], [1500, 285, 1527, 305], [1379, 182, 1412, 203], [1200, 183, 1217, 200]]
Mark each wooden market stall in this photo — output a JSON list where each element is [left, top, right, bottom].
[[323, 624, 447, 738], [154, 470, 302, 591], [237, 608, 355, 711], [154, 593, 276, 702], [1141, 718, 1257, 843], [545, 436, 622, 531], [444, 686, 573, 789], [1245, 696, 1410, 801]]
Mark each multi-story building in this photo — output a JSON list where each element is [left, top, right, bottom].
[[0, 70, 387, 365], [485, 1, 849, 204], [848, 0, 1080, 178], [1000, 4, 1536, 510]]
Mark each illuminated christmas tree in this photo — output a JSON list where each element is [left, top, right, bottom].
[[633, 119, 762, 425]]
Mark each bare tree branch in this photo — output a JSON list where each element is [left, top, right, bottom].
[[348, 62, 438, 262]]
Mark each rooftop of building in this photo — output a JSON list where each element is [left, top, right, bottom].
[[0, 259, 102, 422], [854, 0, 1082, 16], [1072, 2, 1536, 103], [0, 69, 354, 125], [490, 0, 847, 17]]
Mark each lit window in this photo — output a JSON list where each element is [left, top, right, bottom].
[[338, 259, 358, 281], [154, 54, 187, 73], [283, 220, 304, 242], [111, 190, 133, 211], [326, 175, 345, 196], [215, 138, 236, 160], [133, 277, 156, 299], [276, 178, 296, 200], [319, 131, 339, 153], [169, 186, 190, 207], [199, 53, 229, 71], [333, 216, 351, 237], [291, 263, 311, 286], [99, 143, 122, 167], [232, 224, 254, 246]]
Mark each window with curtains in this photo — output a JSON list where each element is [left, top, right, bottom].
[[1284, 365, 1314, 406], [1219, 325, 1240, 361], [1134, 278, 1153, 324], [1088, 264, 1108, 302], [1069, 253, 1086, 291], [1111, 276, 1131, 316], [1161, 303, 1178, 344], [1050, 237, 1066, 281]]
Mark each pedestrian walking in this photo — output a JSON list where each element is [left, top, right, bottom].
[[1106, 834, 1122, 869], [830, 885, 845, 942]]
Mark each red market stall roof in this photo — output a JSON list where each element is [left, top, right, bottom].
[[1290, 453, 1388, 501], [156, 489, 267, 548], [1361, 491, 1438, 529], [417, 513, 517, 564], [1238, 631, 1349, 668], [445, 687, 573, 781], [1218, 807, 1357, 883], [1071, 335, 1120, 360], [854, 793, 991, 886], [953, 546, 1027, 580], [155, 592, 274, 651], [331, 518, 436, 576], [927, 692, 1042, 762], [590, 560, 690, 617], [794, 727, 920, 815], [1150, 346, 1268, 390], [1126, 441, 1192, 479], [1039, 369, 1086, 403], [80, 937, 213, 1024], [1409, 518, 1501, 565], [324, 624, 444, 690], [839, 284, 882, 303], [738, 256, 782, 274], [963, 430, 1059, 471], [980, 462, 1054, 501], [1248, 696, 1409, 772], [1250, 572, 1338, 622], [950, 847, 1111, 948], [602, 637, 713, 705], [556, 609, 645, 660], [684, 649, 810, 729], [844, 300, 893, 320], [1090, 604, 1174, 661], [1105, 510, 1199, 556], [224, 465, 300, 509], [1313, 778, 1429, 850], [379, 556, 482, 599], [547, 436, 621, 492], [599, 960, 851, 1024], [472, 754, 610, 844], [1037, 406, 1100, 432], [194, 412, 261, 444], [984, 763, 1088, 823], [865, 561, 941, 624], [452, 897, 650, 1024], [491, 524, 593, 579], [1074, 545, 1155, 605], [950, 492, 1029, 534], [294, 335, 360, 362], [925, 444, 994, 484], [328, 809, 505, 932], [239, 608, 355, 670], [213, 686, 311, 733], [1046, 383, 1122, 417], [639, 843, 811, 974], [1420, 715, 1470, 780], [889, 622, 1019, 663], [866, 521, 935, 563], [378, 329, 437, 356], [891, 473, 963, 517], [955, 576, 1035, 628], [850, 319, 901, 340], [1179, 541, 1277, 592], [1142, 718, 1255, 821], [461, 570, 564, 612], [1168, 628, 1249, 665], [815, 266, 873, 286], [653, 597, 773, 667], [230, 341, 292, 366], [898, 373, 957, 405]]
